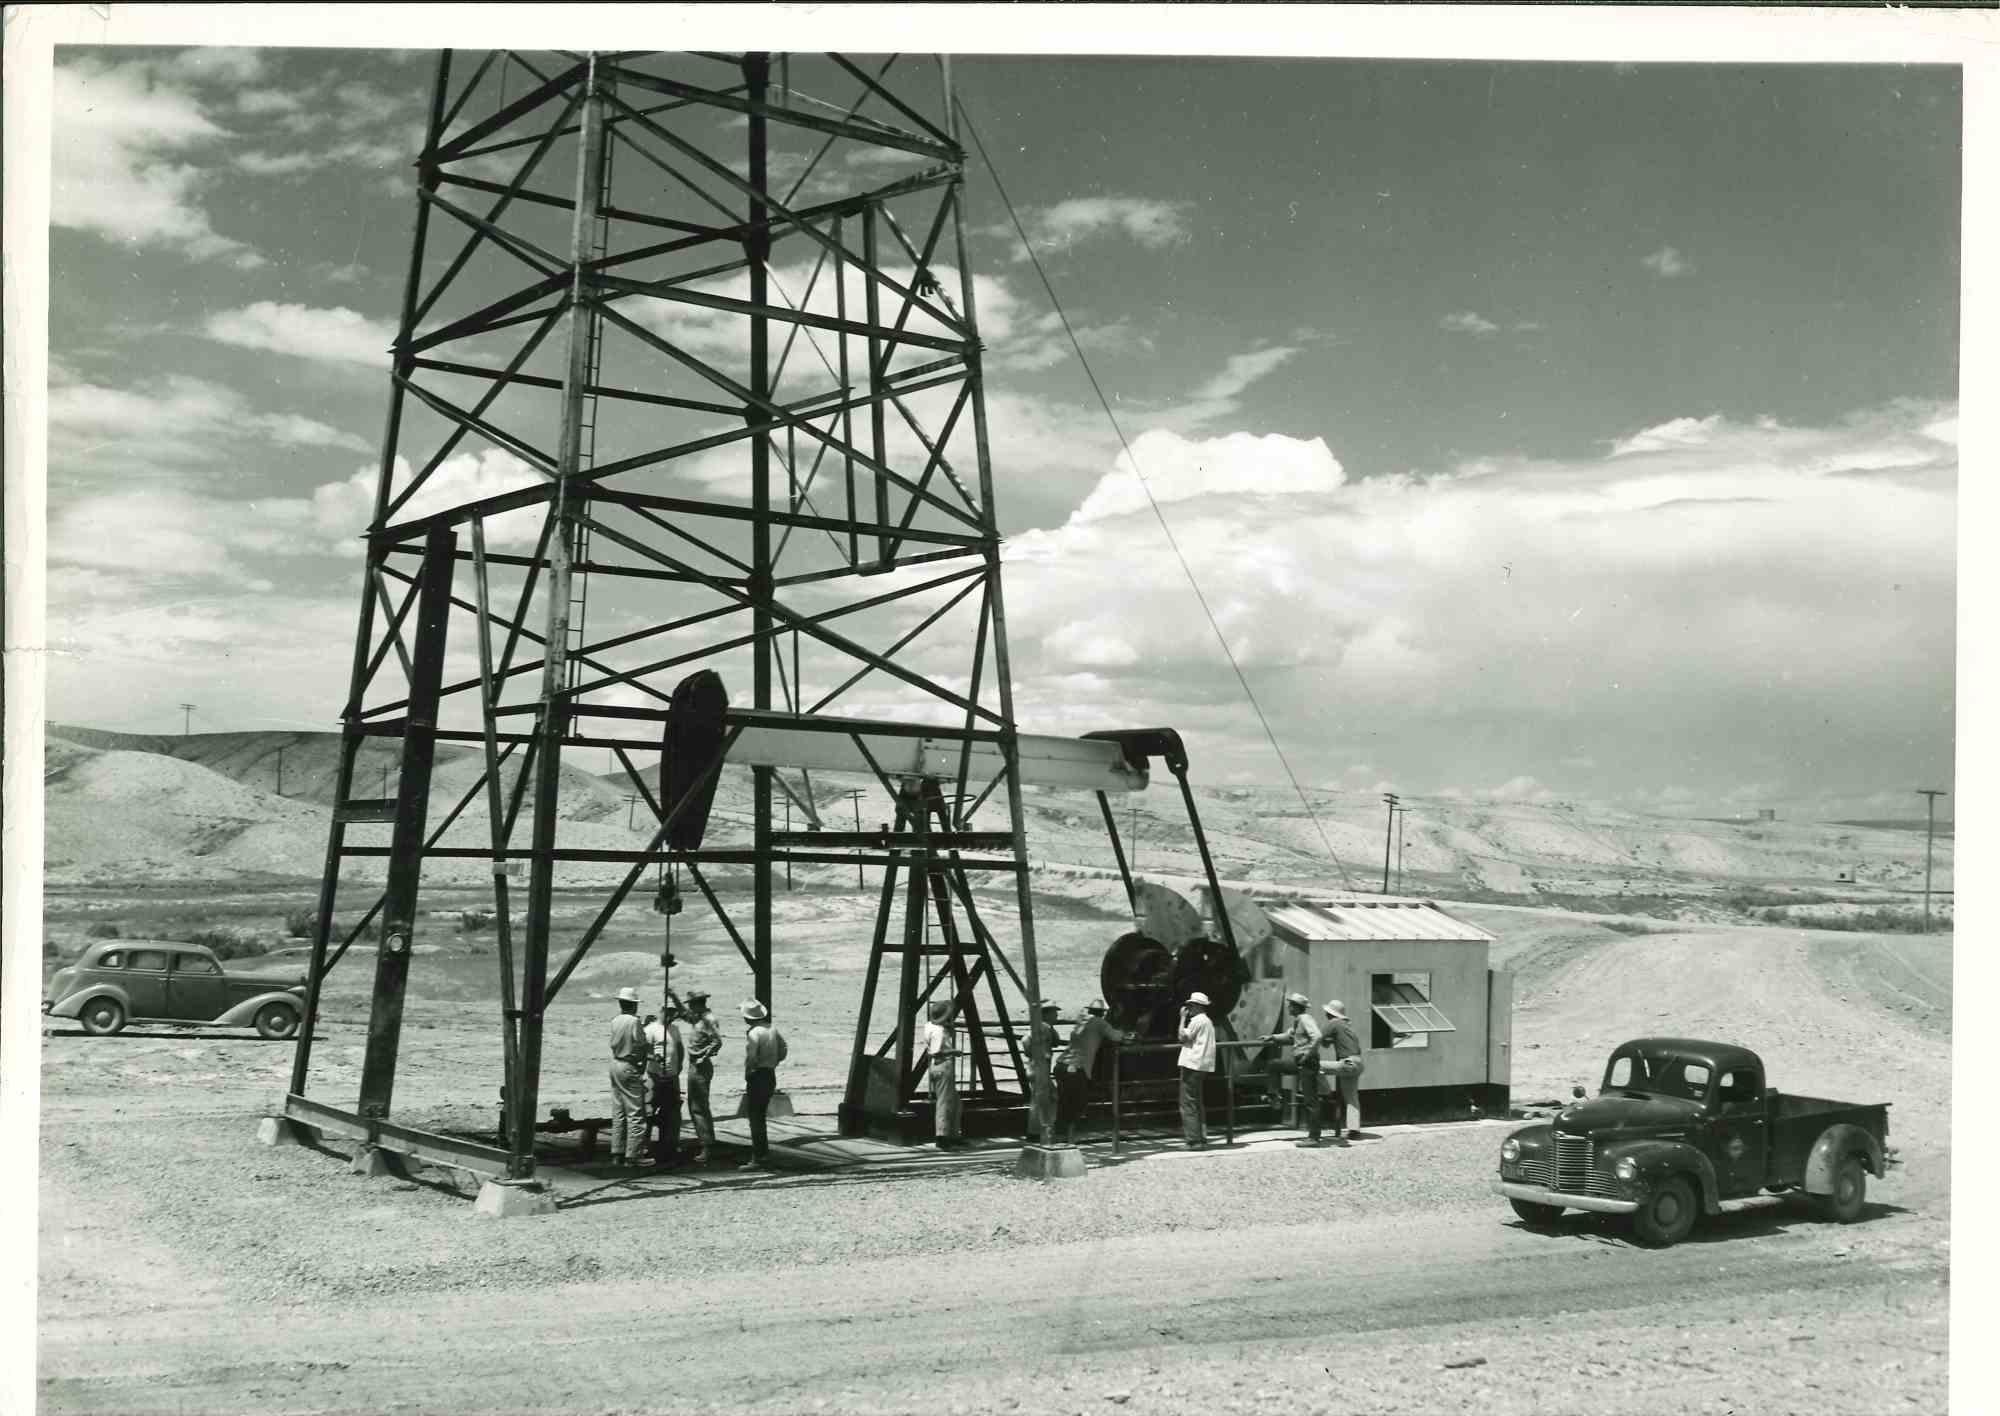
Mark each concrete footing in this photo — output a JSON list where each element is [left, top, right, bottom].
[[348, 1145, 404, 1177], [1014, 1144, 1087, 1180], [255, 1115, 307, 1148], [473, 1178, 558, 1219]]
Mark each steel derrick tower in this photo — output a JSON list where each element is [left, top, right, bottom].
[[283, 50, 1134, 1180]]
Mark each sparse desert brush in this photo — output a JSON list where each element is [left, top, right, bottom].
[[459, 909, 496, 933], [174, 928, 270, 960], [284, 909, 315, 938], [85, 922, 122, 939]]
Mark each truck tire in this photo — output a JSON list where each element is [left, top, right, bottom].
[[1809, 1155, 1867, 1223], [1633, 1175, 1698, 1247], [80, 997, 127, 1037], [254, 1002, 300, 1041], [1509, 1198, 1564, 1227]]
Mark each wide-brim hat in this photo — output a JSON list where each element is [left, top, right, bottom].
[[1085, 998, 1107, 1013], [1285, 992, 1310, 1008], [683, 989, 710, 1004], [1186, 991, 1211, 1007], [1038, 997, 1060, 1012], [1322, 1000, 1349, 1021], [928, 999, 953, 1022], [616, 986, 640, 1004], [741, 1000, 769, 1021]]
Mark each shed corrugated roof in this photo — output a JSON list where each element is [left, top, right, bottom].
[[1263, 897, 1495, 943]]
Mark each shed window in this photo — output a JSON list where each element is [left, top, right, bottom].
[[1370, 972, 1456, 1050]]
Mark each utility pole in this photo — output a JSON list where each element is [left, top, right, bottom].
[[784, 795, 794, 891], [275, 743, 285, 797], [1395, 805, 1408, 893], [1917, 788, 1946, 933], [179, 703, 196, 736], [1381, 792, 1400, 893], [842, 789, 866, 888], [625, 792, 641, 830]]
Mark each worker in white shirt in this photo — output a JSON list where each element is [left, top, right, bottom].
[[739, 1000, 788, 1169], [644, 1000, 687, 1168], [922, 997, 963, 1148], [607, 986, 652, 1167], [1177, 990, 1217, 1150]]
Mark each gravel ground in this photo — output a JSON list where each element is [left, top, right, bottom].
[[36, 901, 1952, 1414]]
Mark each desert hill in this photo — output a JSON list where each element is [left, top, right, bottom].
[[44, 726, 1951, 917]]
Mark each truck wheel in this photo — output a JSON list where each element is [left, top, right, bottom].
[[1809, 1155, 1867, 1223], [80, 998, 127, 1037], [254, 1003, 300, 1041], [1509, 1198, 1564, 1228], [1633, 1175, 1698, 1247]]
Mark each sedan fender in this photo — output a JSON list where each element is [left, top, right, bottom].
[[213, 991, 305, 1028], [1805, 1123, 1886, 1193], [1602, 1138, 1724, 1214], [48, 983, 132, 1021]]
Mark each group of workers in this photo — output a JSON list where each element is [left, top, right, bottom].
[[607, 984, 788, 1170], [1175, 989, 1364, 1148], [919, 989, 1364, 1151]]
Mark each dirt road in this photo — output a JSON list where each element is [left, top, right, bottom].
[[37, 909, 1950, 1415]]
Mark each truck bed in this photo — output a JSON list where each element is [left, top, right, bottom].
[[1768, 1092, 1889, 1186]]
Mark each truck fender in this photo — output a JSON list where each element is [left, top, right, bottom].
[[1805, 1124, 1884, 1192], [213, 992, 304, 1028], [1604, 1139, 1723, 1214], [52, 984, 132, 1020]]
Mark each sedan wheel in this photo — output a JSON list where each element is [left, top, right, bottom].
[[254, 1003, 300, 1041], [80, 998, 127, 1037]]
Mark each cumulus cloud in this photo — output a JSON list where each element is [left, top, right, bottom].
[[990, 401, 1956, 791], [1001, 197, 1192, 261], [49, 374, 372, 467], [203, 302, 397, 366], [1610, 413, 1723, 457], [1642, 245, 1692, 278], [1440, 311, 1499, 335], [51, 58, 263, 267]]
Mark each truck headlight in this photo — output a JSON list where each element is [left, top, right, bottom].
[[1613, 1156, 1638, 1182], [1501, 1138, 1521, 1163]]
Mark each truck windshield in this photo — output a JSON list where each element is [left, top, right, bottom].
[[1604, 1052, 1712, 1101]]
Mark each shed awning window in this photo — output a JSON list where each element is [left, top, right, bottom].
[[1371, 981, 1456, 1035]]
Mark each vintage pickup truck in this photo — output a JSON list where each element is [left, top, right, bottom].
[[1493, 1037, 1896, 1247]]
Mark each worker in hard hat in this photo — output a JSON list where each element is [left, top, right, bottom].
[[1177, 991, 1217, 1150], [643, 999, 687, 1168], [923, 997, 963, 1148], [739, 1000, 788, 1169], [1264, 992, 1326, 1144], [608, 986, 652, 1167], [1053, 998, 1127, 1145], [1320, 1000, 1365, 1144], [682, 989, 721, 1166]]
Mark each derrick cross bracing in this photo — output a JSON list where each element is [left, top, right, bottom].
[[283, 49, 1135, 1180]]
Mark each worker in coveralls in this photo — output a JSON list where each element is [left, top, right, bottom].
[[1028, 998, 1063, 1142], [923, 997, 963, 1148], [1264, 992, 1325, 1144], [1052, 998, 1125, 1144], [644, 1000, 686, 1167], [1321, 1000, 1365, 1145], [1177, 991, 1217, 1150], [608, 986, 652, 1166], [682, 989, 720, 1166], [739, 1000, 788, 1169]]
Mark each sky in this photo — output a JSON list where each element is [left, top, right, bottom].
[[40, 41, 1961, 823]]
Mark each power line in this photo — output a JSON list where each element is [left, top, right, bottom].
[[957, 97, 1357, 891]]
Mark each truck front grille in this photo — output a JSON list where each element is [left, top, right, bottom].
[[1556, 1134, 1590, 1191]]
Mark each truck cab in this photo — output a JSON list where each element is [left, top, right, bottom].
[[1494, 1037, 1894, 1246]]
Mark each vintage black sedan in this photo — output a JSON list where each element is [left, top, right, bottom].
[[44, 941, 306, 1040]]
